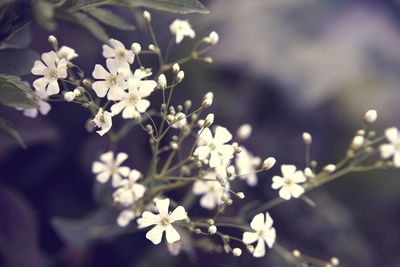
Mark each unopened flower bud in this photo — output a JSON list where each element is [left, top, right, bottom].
[[148, 44, 156, 52], [203, 113, 214, 128], [172, 63, 180, 74], [227, 165, 235, 177], [351, 135, 364, 150], [262, 157, 276, 170], [207, 219, 214, 225], [364, 109, 377, 124], [292, 250, 301, 257], [64, 91, 75, 102], [131, 42, 141, 54], [304, 167, 314, 178], [237, 124, 252, 140], [330, 257, 340, 266], [208, 225, 217, 235], [323, 164, 336, 173], [143, 10, 151, 22], [302, 132, 312, 145], [177, 70, 185, 82], [203, 57, 213, 63], [48, 35, 58, 48], [202, 92, 214, 107], [236, 192, 245, 199], [246, 245, 254, 253], [232, 248, 242, 257], [157, 74, 167, 89], [73, 88, 81, 97], [184, 100, 192, 110]]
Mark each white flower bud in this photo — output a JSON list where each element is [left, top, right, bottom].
[[246, 245, 254, 253], [48, 35, 58, 48], [330, 257, 340, 266], [203, 57, 213, 63], [236, 192, 245, 199], [364, 109, 377, 124], [292, 250, 301, 257], [262, 157, 276, 170], [131, 42, 141, 54], [232, 248, 242, 257], [208, 225, 217, 234], [172, 63, 180, 74], [143, 10, 151, 22], [202, 91, 214, 107], [177, 70, 185, 82], [73, 88, 81, 97], [64, 91, 76, 102], [302, 132, 312, 145], [203, 113, 214, 128], [304, 167, 314, 178], [208, 31, 219, 45], [227, 165, 235, 177], [237, 124, 252, 140], [351, 135, 364, 150], [157, 74, 167, 89], [323, 164, 336, 173], [148, 44, 156, 52]]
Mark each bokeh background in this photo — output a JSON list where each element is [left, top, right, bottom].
[[1, 0, 400, 266]]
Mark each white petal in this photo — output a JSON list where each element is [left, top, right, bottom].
[[281, 165, 296, 177], [118, 166, 130, 177], [380, 144, 395, 159], [253, 238, 266, 258], [194, 146, 210, 160], [198, 128, 213, 144], [292, 171, 306, 183], [115, 152, 128, 165], [112, 174, 123, 187], [96, 171, 111, 183], [155, 198, 170, 217], [38, 100, 51, 115], [33, 77, 48, 92], [132, 184, 146, 199], [92, 161, 106, 173], [242, 231, 258, 244], [385, 127, 399, 143], [122, 105, 139, 119], [264, 212, 273, 228], [100, 151, 114, 164], [279, 187, 292, 200], [394, 151, 400, 167], [200, 193, 217, 209], [146, 225, 165, 245], [169, 206, 187, 223], [209, 151, 221, 168], [129, 169, 142, 182], [136, 99, 150, 113], [214, 126, 232, 144], [271, 176, 284, 189], [250, 213, 265, 231], [92, 81, 109, 98], [107, 86, 126, 101], [165, 224, 180, 243], [290, 184, 305, 198], [138, 80, 156, 97], [193, 181, 208, 194], [106, 58, 119, 74], [111, 101, 127, 116], [46, 81, 60, 95], [92, 64, 110, 80], [264, 227, 276, 248], [41, 51, 57, 68], [31, 60, 47, 75], [138, 211, 159, 228], [102, 44, 116, 58]]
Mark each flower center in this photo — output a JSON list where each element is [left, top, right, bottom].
[[116, 49, 126, 59], [128, 94, 139, 105], [108, 75, 117, 86], [49, 68, 58, 79], [283, 178, 293, 186], [109, 164, 118, 174], [160, 217, 170, 226], [209, 142, 217, 150], [257, 229, 265, 237]]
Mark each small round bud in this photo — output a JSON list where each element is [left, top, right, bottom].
[[302, 132, 312, 145], [148, 44, 156, 52], [330, 257, 340, 266], [246, 245, 254, 253], [184, 100, 192, 110], [172, 63, 180, 74], [157, 74, 167, 89], [236, 192, 245, 199], [203, 57, 213, 63], [143, 10, 151, 22], [323, 164, 336, 173], [64, 91, 75, 102], [237, 124, 252, 140], [131, 43, 141, 54], [82, 79, 92, 87], [207, 219, 214, 225], [364, 109, 377, 124], [262, 157, 276, 170], [203, 113, 214, 128], [292, 250, 301, 257], [208, 31, 219, 45], [48, 35, 58, 48], [208, 225, 217, 235], [73, 88, 82, 97], [232, 248, 242, 257], [170, 142, 178, 150], [304, 167, 314, 178], [227, 166, 235, 177], [225, 199, 233, 206], [351, 135, 364, 150], [194, 228, 201, 234], [202, 92, 214, 108], [177, 70, 185, 82]]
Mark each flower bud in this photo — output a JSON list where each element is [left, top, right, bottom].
[[364, 109, 377, 124], [184, 100, 192, 110], [292, 250, 301, 257], [203, 113, 214, 128], [232, 248, 242, 257], [331, 257, 340, 266], [157, 74, 167, 89], [208, 225, 217, 235], [48, 35, 58, 49], [131, 43, 141, 54], [236, 192, 245, 199], [64, 91, 75, 102], [304, 167, 314, 178], [237, 124, 252, 140], [246, 245, 254, 253], [209, 31, 219, 45], [302, 132, 312, 145], [148, 44, 156, 52], [262, 157, 276, 170], [351, 135, 364, 150], [177, 70, 185, 82], [227, 165, 235, 177], [172, 63, 180, 74], [323, 164, 336, 173], [203, 57, 213, 63], [143, 10, 151, 22], [73, 88, 82, 97]]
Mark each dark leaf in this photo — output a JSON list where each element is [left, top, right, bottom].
[[0, 116, 26, 148], [127, 0, 209, 14], [32, 0, 56, 30], [85, 7, 135, 30], [0, 48, 39, 76], [0, 2, 31, 43], [0, 23, 31, 50], [0, 74, 36, 109]]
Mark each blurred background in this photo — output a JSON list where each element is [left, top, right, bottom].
[[1, 0, 400, 266]]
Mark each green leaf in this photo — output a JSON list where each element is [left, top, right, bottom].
[[0, 117, 26, 148], [0, 49, 39, 76], [0, 25, 31, 50], [32, 0, 57, 31], [127, 0, 209, 14], [0, 74, 36, 109], [85, 7, 135, 30]]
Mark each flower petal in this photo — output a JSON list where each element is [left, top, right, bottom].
[[145, 225, 165, 245], [242, 231, 258, 245], [165, 224, 180, 243], [169, 206, 187, 223], [253, 238, 266, 258], [279, 187, 291, 200], [155, 198, 170, 217], [281, 164, 296, 178], [250, 213, 264, 231], [214, 126, 232, 144]]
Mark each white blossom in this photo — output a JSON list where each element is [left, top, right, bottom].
[[117, 209, 136, 227], [92, 58, 126, 100], [92, 151, 130, 187], [31, 51, 67, 96], [137, 198, 187, 245], [194, 126, 234, 168], [57, 46, 78, 61], [20, 90, 51, 118], [102, 38, 134, 72], [113, 170, 146, 206], [271, 165, 306, 200], [193, 171, 230, 210], [235, 146, 261, 186], [110, 72, 157, 119], [169, 19, 195, 44], [92, 108, 113, 136], [380, 127, 400, 167], [242, 212, 276, 257]]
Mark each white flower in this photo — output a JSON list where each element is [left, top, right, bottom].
[[20, 90, 51, 118], [235, 147, 261, 186], [110, 73, 157, 119], [271, 165, 306, 200], [92, 108, 113, 136], [169, 19, 195, 44], [57, 46, 78, 61], [242, 212, 276, 257], [31, 51, 67, 96], [380, 127, 400, 167], [137, 198, 187, 245], [117, 209, 136, 227], [102, 38, 134, 72], [91, 151, 130, 187], [194, 126, 234, 168], [92, 58, 126, 100], [193, 171, 230, 210], [113, 170, 146, 206]]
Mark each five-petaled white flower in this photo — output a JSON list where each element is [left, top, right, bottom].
[[380, 127, 400, 167], [235, 146, 261, 186], [57, 46, 78, 61], [117, 209, 136, 227], [137, 198, 187, 245], [102, 38, 134, 73], [169, 19, 195, 44], [110, 72, 157, 119], [194, 126, 234, 168], [92, 58, 126, 100], [242, 212, 276, 258], [92, 108, 113, 136], [92, 151, 130, 187], [31, 51, 67, 96], [193, 170, 230, 210], [20, 89, 51, 118], [113, 169, 146, 206], [271, 165, 306, 200]]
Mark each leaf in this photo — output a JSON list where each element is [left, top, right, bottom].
[[85, 7, 135, 30], [0, 74, 36, 109], [32, 0, 57, 31], [0, 117, 26, 149], [127, 0, 209, 14], [60, 11, 110, 42], [0, 49, 39, 76], [0, 2, 32, 43], [0, 25, 31, 50]]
